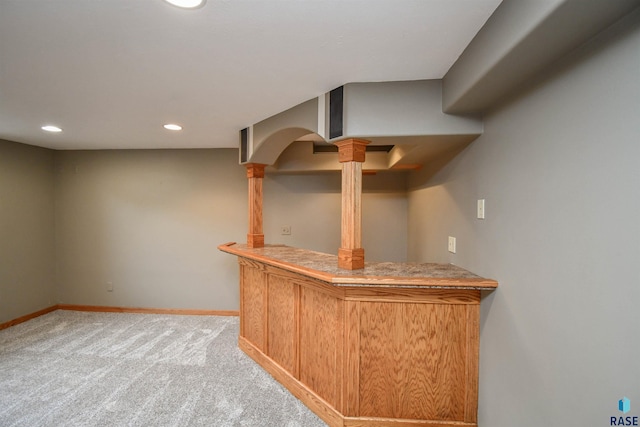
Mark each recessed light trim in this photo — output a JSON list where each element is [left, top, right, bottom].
[[42, 125, 62, 133], [163, 0, 205, 9], [163, 124, 182, 131]]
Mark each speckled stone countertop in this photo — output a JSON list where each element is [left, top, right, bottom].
[[219, 243, 497, 290]]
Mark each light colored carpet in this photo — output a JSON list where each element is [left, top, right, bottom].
[[0, 310, 327, 427]]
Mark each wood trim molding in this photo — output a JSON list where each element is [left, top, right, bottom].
[[0, 305, 239, 332], [245, 163, 265, 178], [56, 305, 239, 316], [344, 300, 360, 416], [343, 417, 477, 427], [0, 305, 58, 331], [246, 163, 266, 248], [340, 162, 363, 250], [333, 276, 497, 288], [464, 304, 480, 424], [389, 163, 422, 171], [335, 139, 370, 271], [343, 288, 481, 304], [338, 247, 365, 270], [247, 233, 264, 248], [334, 138, 370, 163]]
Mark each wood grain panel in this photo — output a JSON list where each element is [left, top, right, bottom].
[[246, 233, 264, 248], [266, 266, 346, 300], [239, 336, 344, 427], [267, 274, 299, 376], [299, 286, 341, 408], [343, 301, 361, 416], [464, 304, 480, 423], [335, 294, 345, 413], [238, 257, 268, 271], [358, 302, 468, 422], [335, 276, 497, 288], [241, 264, 267, 351], [340, 161, 363, 249], [221, 247, 495, 426], [338, 247, 365, 271], [337, 139, 370, 270], [246, 163, 265, 248], [343, 288, 480, 304], [343, 417, 476, 427], [239, 261, 245, 338]]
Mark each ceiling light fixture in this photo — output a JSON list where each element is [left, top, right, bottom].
[[163, 124, 182, 131], [163, 0, 205, 9], [41, 125, 62, 133]]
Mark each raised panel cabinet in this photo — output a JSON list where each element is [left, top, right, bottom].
[[224, 244, 497, 427]]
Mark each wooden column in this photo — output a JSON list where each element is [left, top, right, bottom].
[[335, 138, 370, 270], [246, 163, 266, 248]]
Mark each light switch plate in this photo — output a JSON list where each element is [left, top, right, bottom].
[[477, 199, 485, 219], [448, 236, 456, 253]]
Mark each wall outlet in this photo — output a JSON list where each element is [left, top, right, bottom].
[[477, 199, 485, 219], [281, 226, 291, 235], [107, 281, 113, 292], [448, 236, 457, 253]]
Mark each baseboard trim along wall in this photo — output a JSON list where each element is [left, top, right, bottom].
[[56, 304, 239, 317], [0, 305, 59, 331], [0, 305, 239, 331]]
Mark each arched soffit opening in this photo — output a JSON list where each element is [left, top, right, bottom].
[[249, 127, 326, 166]]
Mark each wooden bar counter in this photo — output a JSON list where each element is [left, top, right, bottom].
[[218, 243, 497, 427]]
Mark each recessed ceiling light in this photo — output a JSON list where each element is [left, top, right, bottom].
[[163, 124, 182, 131], [163, 0, 205, 9], [41, 125, 62, 133]]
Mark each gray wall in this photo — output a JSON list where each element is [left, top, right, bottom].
[[54, 149, 247, 311], [407, 11, 640, 427], [53, 149, 408, 312], [2, 144, 408, 320], [0, 140, 56, 323], [265, 171, 408, 262]]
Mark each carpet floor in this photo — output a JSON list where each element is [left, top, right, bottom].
[[0, 310, 327, 427]]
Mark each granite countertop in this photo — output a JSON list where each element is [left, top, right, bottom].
[[218, 243, 498, 290]]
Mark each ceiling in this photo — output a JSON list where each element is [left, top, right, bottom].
[[0, 0, 502, 150]]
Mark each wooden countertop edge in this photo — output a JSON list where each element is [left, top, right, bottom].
[[218, 242, 336, 283], [333, 276, 498, 288], [217, 242, 498, 289]]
